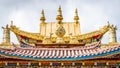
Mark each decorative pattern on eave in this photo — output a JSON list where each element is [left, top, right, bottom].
[[0, 42, 120, 61]]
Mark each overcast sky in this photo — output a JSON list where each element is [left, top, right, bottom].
[[0, 0, 120, 43]]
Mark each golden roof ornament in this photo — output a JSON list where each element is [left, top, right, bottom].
[[42, 37, 52, 44], [40, 9, 46, 22], [0, 24, 14, 49], [55, 25, 65, 37], [69, 37, 79, 44], [109, 24, 117, 44], [106, 21, 110, 27], [2, 24, 10, 43], [55, 25, 66, 44], [10, 20, 13, 26], [42, 33, 53, 44], [74, 8, 79, 23], [69, 33, 79, 44], [56, 6, 63, 21]]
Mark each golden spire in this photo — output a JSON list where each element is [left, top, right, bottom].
[[56, 6, 63, 21], [74, 8, 79, 21], [40, 9, 46, 22], [58, 6, 62, 16]]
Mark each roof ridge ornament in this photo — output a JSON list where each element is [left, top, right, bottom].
[[74, 8, 79, 23], [75, 8, 78, 16], [0, 24, 13, 49], [56, 6, 63, 23], [69, 33, 79, 44], [55, 25, 65, 44], [58, 6, 62, 16], [107, 21, 110, 27], [10, 20, 13, 26], [40, 9, 46, 22]]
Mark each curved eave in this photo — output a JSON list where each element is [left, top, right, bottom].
[[10, 25, 44, 40], [76, 25, 109, 40], [10, 25, 109, 41]]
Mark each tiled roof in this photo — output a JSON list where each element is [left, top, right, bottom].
[[0, 41, 120, 60]]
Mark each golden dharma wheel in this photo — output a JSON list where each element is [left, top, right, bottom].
[[55, 25, 66, 37]]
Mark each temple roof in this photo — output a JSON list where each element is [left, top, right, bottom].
[[0, 41, 120, 61]]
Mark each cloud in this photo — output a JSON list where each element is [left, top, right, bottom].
[[0, 0, 120, 43]]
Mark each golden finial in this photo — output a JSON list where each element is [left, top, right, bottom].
[[106, 21, 110, 27], [58, 6, 62, 15], [74, 8, 79, 21], [41, 9, 44, 16], [75, 8, 78, 16], [10, 20, 13, 26], [56, 6, 63, 21], [40, 9, 46, 22]]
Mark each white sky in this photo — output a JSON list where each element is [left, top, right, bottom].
[[0, 0, 120, 44]]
